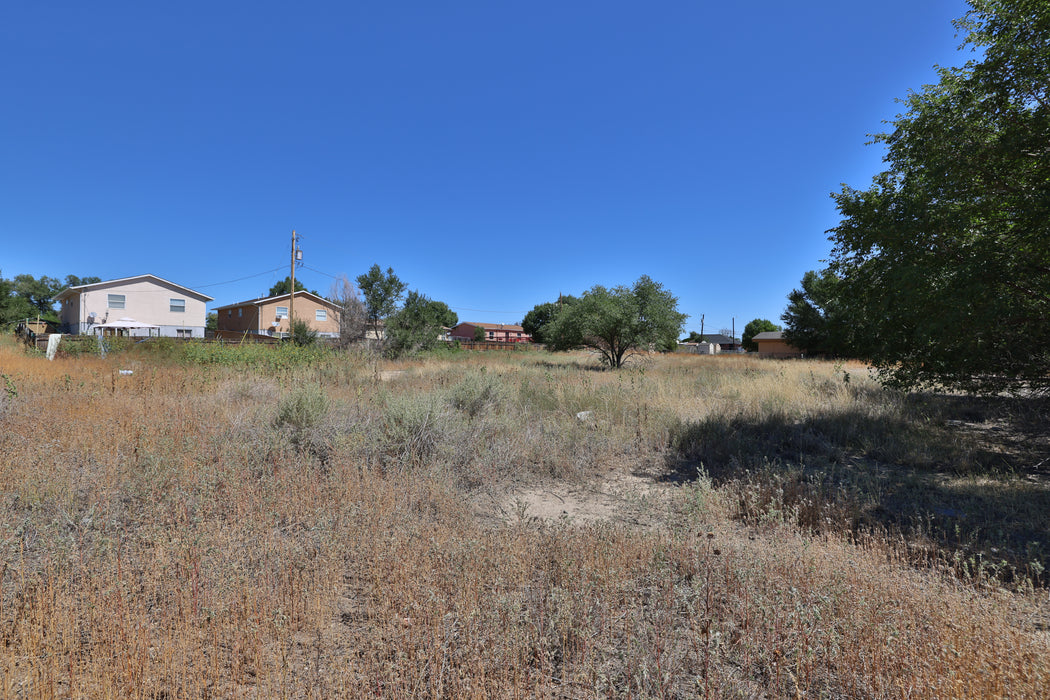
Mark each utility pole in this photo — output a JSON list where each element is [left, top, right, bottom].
[[289, 229, 302, 337], [700, 314, 704, 340]]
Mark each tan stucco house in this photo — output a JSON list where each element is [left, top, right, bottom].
[[55, 274, 213, 338], [214, 291, 341, 338], [752, 331, 800, 358]]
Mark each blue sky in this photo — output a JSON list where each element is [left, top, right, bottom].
[[1, 0, 971, 335]]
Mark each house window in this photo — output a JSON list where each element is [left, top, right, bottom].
[[315, 309, 327, 321], [488, 331, 494, 338], [170, 298, 185, 313], [108, 294, 125, 309], [176, 329, 191, 338], [227, 309, 233, 316], [276, 306, 288, 319], [238, 308, 242, 317]]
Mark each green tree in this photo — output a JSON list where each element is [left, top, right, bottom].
[[545, 276, 687, 368], [385, 291, 454, 355], [1, 272, 102, 327], [473, 325, 486, 342], [781, 270, 848, 357], [521, 295, 577, 344], [63, 275, 101, 289], [742, 318, 781, 352], [826, 0, 1050, 392], [205, 312, 218, 332], [356, 265, 407, 339], [269, 276, 318, 297]]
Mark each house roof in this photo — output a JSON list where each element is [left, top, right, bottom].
[[697, 334, 738, 345], [54, 274, 213, 302], [752, 331, 785, 341], [213, 290, 337, 311]]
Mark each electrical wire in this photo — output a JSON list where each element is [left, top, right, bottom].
[[300, 264, 341, 280], [193, 267, 285, 289], [304, 264, 526, 315]]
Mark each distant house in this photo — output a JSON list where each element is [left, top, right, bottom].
[[677, 333, 741, 354], [449, 322, 531, 343], [215, 291, 341, 338], [54, 274, 212, 338], [752, 331, 800, 358], [699, 334, 741, 352]]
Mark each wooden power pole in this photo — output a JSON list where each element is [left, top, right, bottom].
[[289, 229, 301, 336]]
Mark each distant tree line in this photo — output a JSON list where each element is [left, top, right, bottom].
[[0, 273, 101, 327]]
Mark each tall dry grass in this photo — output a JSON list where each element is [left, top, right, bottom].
[[0, 338, 1047, 697]]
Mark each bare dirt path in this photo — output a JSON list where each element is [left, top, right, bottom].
[[476, 464, 681, 528]]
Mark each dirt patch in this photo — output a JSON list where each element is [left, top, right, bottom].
[[476, 467, 678, 528]]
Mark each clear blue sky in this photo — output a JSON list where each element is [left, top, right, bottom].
[[1, 0, 971, 335]]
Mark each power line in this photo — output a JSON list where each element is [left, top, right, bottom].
[[301, 264, 341, 280], [305, 265, 526, 314], [193, 267, 285, 289]]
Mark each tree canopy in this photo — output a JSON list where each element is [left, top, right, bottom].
[[780, 270, 850, 357], [741, 319, 781, 352], [268, 276, 318, 297], [1, 272, 101, 326], [545, 276, 686, 368], [385, 291, 456, 356], [824, 0, 1050, 393], [521, 295, 577, 344], [356, 265, 407, 338]]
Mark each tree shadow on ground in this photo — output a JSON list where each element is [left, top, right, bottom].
[[663, 392, 1050, 585]]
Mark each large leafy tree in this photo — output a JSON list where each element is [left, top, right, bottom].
[[356, 264, 407, 338], [546, 276, 687, 368], [521, 295, 577, 344], [781, 270, 850, 357], [742, 318, 781, 352], [1, 272, 99, 326], [827, 0, 1050, 393], [385, 291, 457, 355]]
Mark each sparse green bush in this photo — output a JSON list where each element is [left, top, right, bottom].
[[290, 318, 318, 346], [448, 371, 505, 418], [274, 383, 329, 433], [377, 393, 441, 467]]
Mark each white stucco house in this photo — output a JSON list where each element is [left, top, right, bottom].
[[54, 274, 213, 338]]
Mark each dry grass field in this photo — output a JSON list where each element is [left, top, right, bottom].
[[1, 337, 1047, 698]]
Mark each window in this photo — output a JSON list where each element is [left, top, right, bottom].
[[488, 331, 494, 338], [170, 298, 185, 313], [276, 306, 288, 319], [228, 309, 233, 316], [108, 294, 125, 309], [238, 308, 242, 317], [315, 309, 327, 321], [176, 329, 191, 338]]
